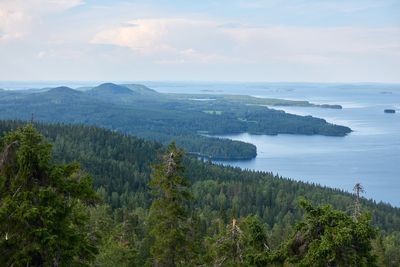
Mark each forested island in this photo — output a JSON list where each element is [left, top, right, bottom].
[[0, 83, 351, 160], [0, 121, 399, 266]]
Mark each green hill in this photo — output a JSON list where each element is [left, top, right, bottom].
[[0, 83, 351, 160], [0, 120, 397, 231], [88, 83, 136, 95], [122, 83, 160, 96], [1, 120, 398, 266]]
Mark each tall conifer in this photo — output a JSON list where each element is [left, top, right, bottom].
[[148, 142, 191, 266], [0, 125, 98, 266]]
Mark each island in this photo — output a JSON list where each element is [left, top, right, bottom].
[[384, 109, 396, 114], [0, 83, 351, 160]]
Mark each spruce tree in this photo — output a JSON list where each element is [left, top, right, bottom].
[[207, 216, 270, 267], [148, 142, 192, 266], [276, 199, 377, 267], [0, 125, 98, 266]]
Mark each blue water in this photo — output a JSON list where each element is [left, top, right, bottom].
[[2, 81, 399, 206], [147, 82, 400, 207]]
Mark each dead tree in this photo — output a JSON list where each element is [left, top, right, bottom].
[[352, 183, 365, 221], [214, 218, 243, 266]]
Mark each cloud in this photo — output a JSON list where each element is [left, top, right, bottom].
[[92, 19, 174, 54], [37, 51, 46, 59], [92, 18, 234, 63], [0, 0, 84, 42], [223, 26, 400, 60], [1, 1, 399, 82], [217, 22, 243, 29], [92, 18, 400, 67]]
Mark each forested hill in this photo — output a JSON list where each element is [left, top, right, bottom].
[[1, 120, 399, 266], [0, 83, 351, 160], [0, 120, 398, 233]]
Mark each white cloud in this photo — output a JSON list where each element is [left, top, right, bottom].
[[92, 18, 234, 63], [37, 51, 46, 59], [0, 0, 84, 42], [92, 19, 174, 54], [92, 18, 400, 67], [1, 1, 399, 82]]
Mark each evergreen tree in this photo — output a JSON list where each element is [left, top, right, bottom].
[[276, 199, 377, 267], [207, 216, 270, 267], [382, 231, 400, 267], [148, 142, 192, 266], [1, 121, 399, 265], [240, 216, 270, 266], [209, 218, 244, 266], [0, 125, 98, 266]]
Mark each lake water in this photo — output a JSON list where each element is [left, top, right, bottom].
[[146, 82, 400, 207], [2, 81, 399, 206]]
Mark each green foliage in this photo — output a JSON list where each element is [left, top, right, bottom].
[[1, 120, 399, 235], [0, 124, 98, 266], [0, 84, 351, 159], [0, 121, 399, 266], [382, 231, 400, 266], [89, 205, 139, 267], [148, 142, 193, 266], [206, 216, 270, 266], [276, 199, 377, 267], [240, 216, 271, 266]]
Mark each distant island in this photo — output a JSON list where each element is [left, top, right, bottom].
[[384, 109, 396, 114], [0, 83, 351, 160], [172, 93, 343, 109]]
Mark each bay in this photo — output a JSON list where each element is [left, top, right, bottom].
[[2, 81, 399, 206], [148, 82, 400, 206]]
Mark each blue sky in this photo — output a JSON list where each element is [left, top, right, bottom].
[[0, 0, 399, 82]]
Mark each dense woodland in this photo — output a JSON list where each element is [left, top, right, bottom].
[[0, 120, 399, 266], [0, 83, 351, 160]]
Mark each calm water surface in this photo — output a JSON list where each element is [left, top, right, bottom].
[[148, 82, 400, 206], [2, 81, 399, 206]]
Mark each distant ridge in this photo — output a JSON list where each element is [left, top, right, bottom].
[[122, 84, 159, 96], [88, 83, 135, 95], [46, 86, 81, 95]]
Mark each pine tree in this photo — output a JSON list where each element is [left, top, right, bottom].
[[0, 124, 98, 266], [148, 142, 192, 266]]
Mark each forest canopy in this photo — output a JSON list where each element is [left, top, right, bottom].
[[0, 84, 351, 160], [0, 121, 398, 266]]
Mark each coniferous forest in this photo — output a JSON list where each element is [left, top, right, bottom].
[[0, 120, 399, 266], [0, 84, 351, 160]]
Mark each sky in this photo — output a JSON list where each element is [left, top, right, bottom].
[[0, 0, 399, 83]]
